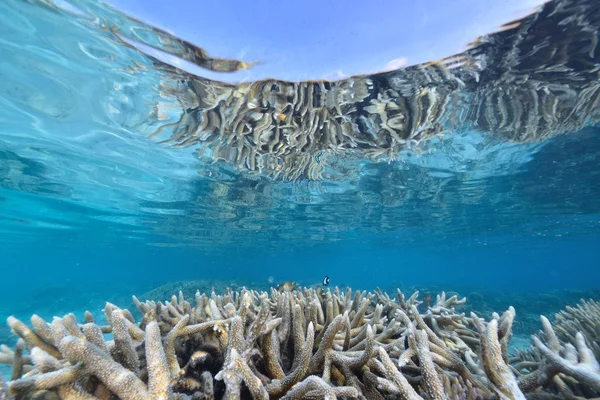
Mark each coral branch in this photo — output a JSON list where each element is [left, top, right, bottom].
[[0, 284, 597, 399], [59, 335, 149, 400]]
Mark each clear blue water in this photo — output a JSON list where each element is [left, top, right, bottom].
[[1, 0, 600, 348]]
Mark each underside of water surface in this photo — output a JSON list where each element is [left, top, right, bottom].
[[1, 0, 600, 398]]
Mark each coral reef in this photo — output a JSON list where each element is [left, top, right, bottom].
[[0, 286, 598, 399], [139, 280, 272, 304], [409, 287, 600, 337], [512, 299, 600, 398], [551, 299, 600, 360], [143, 0, 600, 180]]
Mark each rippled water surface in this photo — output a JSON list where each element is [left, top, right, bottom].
[[1, 0, 599, 296]]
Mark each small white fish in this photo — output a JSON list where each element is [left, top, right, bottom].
[[322, 276, 330, 286]]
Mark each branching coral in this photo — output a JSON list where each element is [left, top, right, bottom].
[[513, 298, 600, 398], [0, 286, 598, 399], [549, 299, 600, 360]]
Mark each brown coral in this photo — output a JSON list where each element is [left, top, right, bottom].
[[0, 286, 599, 399]]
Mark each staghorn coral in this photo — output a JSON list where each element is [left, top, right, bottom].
[[0, 286, 598, 399], [513, 298, 600, 399], [549, 299, 600, 360], [142, 0, 600, 180]]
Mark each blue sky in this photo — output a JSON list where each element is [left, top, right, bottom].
[[106, 0, 548, 82]]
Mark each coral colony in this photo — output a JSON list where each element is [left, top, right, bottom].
[[0, 286, 599, 399]]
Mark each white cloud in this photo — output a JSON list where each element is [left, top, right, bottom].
[[321, 70, 348, 81], [382, 57, 409, 72]]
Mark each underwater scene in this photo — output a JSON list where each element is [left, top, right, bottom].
[[1, 0, 600, 398]]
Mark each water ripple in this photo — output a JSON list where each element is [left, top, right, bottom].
[[0, 0, 599, 250]]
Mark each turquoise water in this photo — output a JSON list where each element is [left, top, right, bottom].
[[1, 0, 600, 364]]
